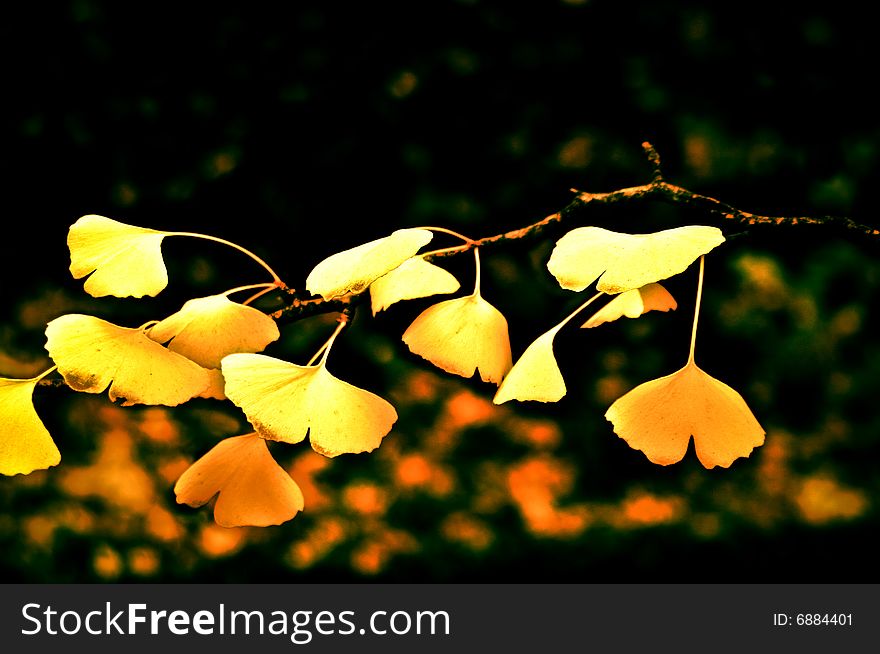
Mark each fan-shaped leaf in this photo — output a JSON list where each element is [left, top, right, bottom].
[[370, 256, 460, 315], [306, 228, 433, 300], [45, 314, 210, 406], [174, 433, 304, 527], [582, 283, 677, 328], [547, 226, 724, 294], [221, 353, 397, 457], [149, 294, 280, 368], [493, 326, 566, 404], [402, 293, 512, 384], [199, 369, 227, 401], [68, 215, 171, 298], [605, 362, 765, 469], [0, 378, 61, 476]]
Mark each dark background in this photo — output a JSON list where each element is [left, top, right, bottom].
[[1, 1, 878, 582]]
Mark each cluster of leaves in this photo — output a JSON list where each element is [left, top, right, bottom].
[[0, 212, 766, 528]]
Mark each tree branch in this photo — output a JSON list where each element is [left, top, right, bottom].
[[273, 142, 880, 322]]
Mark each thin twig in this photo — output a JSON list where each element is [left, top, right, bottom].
[[243, 142, 880, 321]]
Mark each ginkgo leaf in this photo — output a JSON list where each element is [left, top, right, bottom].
[[68, 214, 171, 298], [493, 326, 565, 404], [582, 283, 677, 328], [402, 293, 512, 384], [199, 369, 227, 401], [174, 433, 304, 527], [0, 378, 61, 476], [45, 314, 210, 406], [306, 228, 433, 300], [149, 294, 280, 368], [605, 362, 765, 469], [547, 226, 724, 294], [370, 256, 460, 315], [221, 353, 397, 457]]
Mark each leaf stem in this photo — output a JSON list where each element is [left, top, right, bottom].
[[412, 225, 476, 244], [167, 231, 284, 284], [30, 366, 58, 382], [688, 256, 705, 365], [242, 286, 279, 306], [555, 291, 605, 331], [307, 315, 351, 367], [222, 282, 278, 297], [472, 247, 482, 296], [221, 282, 281, 306]]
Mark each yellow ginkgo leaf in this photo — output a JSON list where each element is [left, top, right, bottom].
[[306, 228, 433, 300], [495, 291, 605, 404], [149, 294, 280, 368], [221, 353, 397, 457], [0, 377, 61, 476], [547, 225, 724, 294], [68, 215, 171, 298], [605, 362, 765, 469], [582, 283, 677, 328], [370, 256, 460, 315], [402, 293, 513, 384], [174, 433, 304, 527], [199, 369, 227, 401], [493, 326, 565, 404], [45, 314, 210, 406]]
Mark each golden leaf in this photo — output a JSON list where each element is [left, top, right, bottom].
[[149, 294, 280, 368], [402, 293, 512, 384], [45, 314, 210, 406], [493, 327, 565, 404], [370, 256, 460, 315], [221, 353, 397, 457], [174, 433, 304, 527], [199, 369, 228, 401], [582, 283, 677, 328], [306, 228, 433, 300], [605, 362, 765, 469], [547, 226, 724, 294], [495, 291, 605, 404], [68, 215, 171, 298], [0, 377, 61, 476]]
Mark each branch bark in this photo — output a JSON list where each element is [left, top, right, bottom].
[[270, 141, 880, 323]]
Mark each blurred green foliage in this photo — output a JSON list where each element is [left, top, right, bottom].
[[1, 1, 878, 581]]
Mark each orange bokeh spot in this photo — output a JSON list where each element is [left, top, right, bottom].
[[595, 374, 628, 405], [24, 515, 55, 548], [506, 457, 589, 538], [139, 408, 180, 444], [60, 429, 156, 513], [158, 456, 192, 485], [445, 390, 495, 428], [404, 371, 440, 402], [505, 418, 561, 448], [620, 493, 682, 526], [757, 431, 791, 496], [288, 517, 348, 570], [288, 451, 332, 510], [396, 454, 432, 487], [795, 476, 868, 525], [441, 512, 494, 551], [146, 506, 184, 542], [93, 545, 122, 580], [352, 542, 386, 575], [128, 547, 160, 576], [199, 524, 247, 558], [343, 483, 388, 516], [351, 530, 417, 576]]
